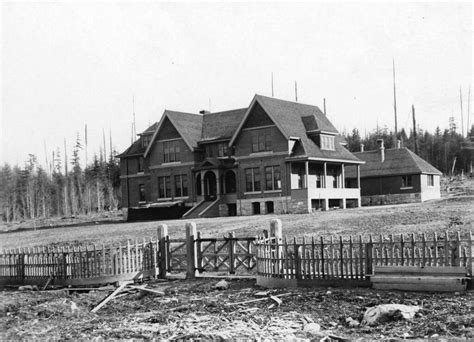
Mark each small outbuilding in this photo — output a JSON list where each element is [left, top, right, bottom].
[[345, 140, 442, 205]]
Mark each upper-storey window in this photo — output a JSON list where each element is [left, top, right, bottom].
[[141, 135, 151, 148], [163, 140, 180, 163], [252, 130, 272, 153], [138, 157, 144, 173], [217, 143, 228, 157], [320, 135, 335, 150]]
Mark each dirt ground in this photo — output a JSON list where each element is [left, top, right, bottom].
[[1, 279, 473, 340], [1, 177, 473, 340], [1, 177, 474, 250]]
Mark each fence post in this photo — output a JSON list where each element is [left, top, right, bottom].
[[157, 224, 168, 279], [270, 219, 282, 276], [186, 222, 198, 279], [365, 235, 373, 276], [229, 232, 236, 274]]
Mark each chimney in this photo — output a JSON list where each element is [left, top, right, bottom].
[[360, 143, 365, 152], [377, 139, 385, 163], [199, 110, 211, 115], [397, 140, 401, 149]]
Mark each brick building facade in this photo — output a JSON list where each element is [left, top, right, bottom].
[[117, 95, 363, 219]]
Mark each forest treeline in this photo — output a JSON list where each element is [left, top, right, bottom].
[[0, 135, 120, 223], [343, 122, 474, 175], [0, 123, 473, 223]]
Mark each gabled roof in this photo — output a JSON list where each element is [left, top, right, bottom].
[[201, 108, 247, 142], [116, 138, 145, 158], [230, 95, 361, 163], [139, 122, 158, 135], [144, 110, 203, 157], [345, 147, 442, 178]]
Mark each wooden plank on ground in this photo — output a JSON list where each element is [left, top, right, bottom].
[[90, 281, 132, 313]]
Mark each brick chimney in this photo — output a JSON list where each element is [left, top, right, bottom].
[[360, 143, 365, 152], [397, 140, 401, 149], [377, 139, 385, 162]]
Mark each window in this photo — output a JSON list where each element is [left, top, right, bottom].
[[158, 176, 171, 198], [320, 135, 335, 150], [251, 131, 272, 153], [245, 167, 261, 192], [217, 143, 228, 157], [139, 184, 146, 202], [175, 174, 188, 197], [138, 157, 144, 173], [401, 175, 412, 188], [141, 135, 151, 148], [163, 141, 180, 163], [265, 166, 281, 191], [427, 174, 434, 187], [205, 145, 214, 158]]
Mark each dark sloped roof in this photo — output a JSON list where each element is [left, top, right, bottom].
[[201, 108, 247, 142], [140, 122, 158, 135], [345, 147, 442, 178], [116, 139, 145, 158], [166, 110, 203, 149], [254, 95, 360, 162]]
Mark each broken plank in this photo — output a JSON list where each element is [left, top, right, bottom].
[[91, 281, 132, 313], [225, 293, 293, 306], [128, 285, 165, 296]]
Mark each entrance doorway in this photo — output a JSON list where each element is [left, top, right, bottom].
[[203, 171, 217, 200]]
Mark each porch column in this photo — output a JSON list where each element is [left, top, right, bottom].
[[304, 161, 309, 189], [322, 198, 329, 211], [215, 170, 221, 196], [200, 171, 205, 196], [356, 165, 361, 208], [341, 198, 346, 209], [323, 162, 327, 188], [356, 165, 361, 189], [341, 164, 345, 189]]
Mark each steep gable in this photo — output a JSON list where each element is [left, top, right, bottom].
[[241, 102, 274, 129], [156, 117, 181, 140]]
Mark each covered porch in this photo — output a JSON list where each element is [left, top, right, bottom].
[[289, 159, 362, 211]]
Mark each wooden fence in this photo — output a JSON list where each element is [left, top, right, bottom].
[[256, 220, 473, 285], [0, 219, 472, 287], [0, 222, 257, 286]]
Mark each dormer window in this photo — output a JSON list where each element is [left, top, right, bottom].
[[320, 135, 335, 150], [141, 135, 151, 148]]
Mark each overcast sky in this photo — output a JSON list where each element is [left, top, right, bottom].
[[1, 1, 472, 169]]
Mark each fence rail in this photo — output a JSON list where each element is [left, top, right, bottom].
[[256, 229, 473, 281], [0, 220, 472, 287]]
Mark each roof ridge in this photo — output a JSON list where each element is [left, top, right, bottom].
[[203, 107, 248, 115], [255, 94, 322, 109]]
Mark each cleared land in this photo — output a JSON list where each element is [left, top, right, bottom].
[[1, 194, 473, 250], [1, 179, 473, 340]]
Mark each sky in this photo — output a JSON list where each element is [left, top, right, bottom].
[[1, 1, 472, 170]]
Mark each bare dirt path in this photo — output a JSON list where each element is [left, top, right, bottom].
[[1, 279, 472, 340]]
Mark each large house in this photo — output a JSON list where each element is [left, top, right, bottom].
[[345, 140, 442, 205], [117, 95, 364, 220]]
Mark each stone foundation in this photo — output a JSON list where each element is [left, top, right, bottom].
[[237, 196, 291, 216], [361, 193, 421, 206]]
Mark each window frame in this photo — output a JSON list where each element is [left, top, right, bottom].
[[138, 156, 145, 173], [138, 184, 146, 202], [401, 175, 413, 188], [158, 176, 171, 198], [174, 174, 188, 197], [320, 135, 335, 151], [427, 174, 434, 187], [251, 130, 272, 153], [245, 167, 261, 192], [163, 140, 180, 163], [265, 165, 281, 191]]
